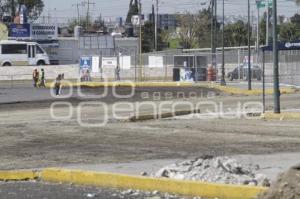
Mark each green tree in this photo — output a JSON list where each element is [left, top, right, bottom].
[[194, 9, 212, 48], [290, 14, 300, 39], [177, 13, 197, 49], [141, 21, 165, 53], [1, 0, 44, 21], [224, 20, 249, 47], [279, 22, 300, 41], [259, 16, 266, 44]]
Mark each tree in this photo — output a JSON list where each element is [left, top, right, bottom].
[[0, 0, 44, 21], [177, 13, 197, 49], [259, 16, 266, 44], [279, 22, 300, 41], [194, 9, 213, 48], [224, 20, 249, 47], [141, 21, 165, 52], [291, 13, 300, 28]]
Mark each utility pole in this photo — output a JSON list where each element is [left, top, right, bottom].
[[82, 0, 95, 30], [266, 0, 269, 46], [214, 0, 217, 70], [272, 0, 280, 113], [247, 0, 252, 90], [139, 0, 143, 81], [220, 0, 226, 86], [256, 0, 261, 63], [211, 0, 216, 70], [73, 3, 83, 23], [154, 0, 158, 51]]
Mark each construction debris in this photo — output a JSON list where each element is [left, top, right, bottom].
[[257, 164, 300, 199], [153, 156, 270, 187]]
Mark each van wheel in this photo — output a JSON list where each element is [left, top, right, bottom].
[[3, 62, 12, 66], [37, 60, 45, 66]]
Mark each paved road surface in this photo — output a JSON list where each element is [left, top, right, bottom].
[[0, 181, 185, 199]]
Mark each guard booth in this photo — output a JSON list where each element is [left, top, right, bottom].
[[173, 55, 207, 82]]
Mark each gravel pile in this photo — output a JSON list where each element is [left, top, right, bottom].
[[153, 156, 270, 187]]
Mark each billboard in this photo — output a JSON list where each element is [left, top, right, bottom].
[[31, 24, 58, 39], [8, 23, 58, 39], [9, 24, 30, 38]]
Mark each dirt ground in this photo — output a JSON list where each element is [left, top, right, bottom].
[[0, 86, 300, 170], [257, 164, 300, 199]]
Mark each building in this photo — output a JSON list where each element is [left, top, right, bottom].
[[148, 13, 178, 30]]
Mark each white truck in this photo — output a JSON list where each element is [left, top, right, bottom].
[[0, 40, 50, 66]]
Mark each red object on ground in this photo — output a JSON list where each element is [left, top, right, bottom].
[[207, 66, 216, 81]]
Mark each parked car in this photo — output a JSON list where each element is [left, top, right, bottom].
[[227, 64, 262, 81]]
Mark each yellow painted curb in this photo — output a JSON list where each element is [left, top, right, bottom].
[[200, 83, 296, 95], [262, 112, 300, 120], [41, 168, 267, 199], [45, 81, 194, 89], [0, 170, 39, 181]]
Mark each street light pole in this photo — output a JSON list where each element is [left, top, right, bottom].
[[266, 0, 269, 46], [138, 0, 143, 81], [154, 0, 158, 51], [220, 0, 226, 86], [247, 0, 252, 90], [272, 0, 280, 113], [256, 0, 260, 63], [211, 0, 214, 67]]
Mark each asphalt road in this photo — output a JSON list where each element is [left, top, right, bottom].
[[0, 181, 185, 199], [0, 86, 216, 104]]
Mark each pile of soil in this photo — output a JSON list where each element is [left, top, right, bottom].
[[257, 164, 300, 199]]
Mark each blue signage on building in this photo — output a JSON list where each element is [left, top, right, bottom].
[[262, 40, 300, 51], [9, 23, 30, 38]]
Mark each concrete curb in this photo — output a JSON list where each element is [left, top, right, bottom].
[[41, 168, 267, 199], [45, 81, 194, 88], [0, 170, 39, 181], [45, 81, 297, 96], [0, 168, 268, 198], [261, 112, 300, 120], [200, 83, 296, 95], [128, 109, 200, 122]]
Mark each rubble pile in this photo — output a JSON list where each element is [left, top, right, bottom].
[[153, 156, 270, 187], [257, 164, 300, 199]]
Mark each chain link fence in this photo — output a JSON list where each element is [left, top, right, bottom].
[[0, 48, 299, 87]]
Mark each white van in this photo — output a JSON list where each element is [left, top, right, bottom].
[[0, 40, 50, 66]]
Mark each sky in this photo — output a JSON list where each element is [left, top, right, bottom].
[[42, 0, 300, 23]]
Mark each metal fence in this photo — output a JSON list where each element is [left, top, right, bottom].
[[0, 48, 299, 87]]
